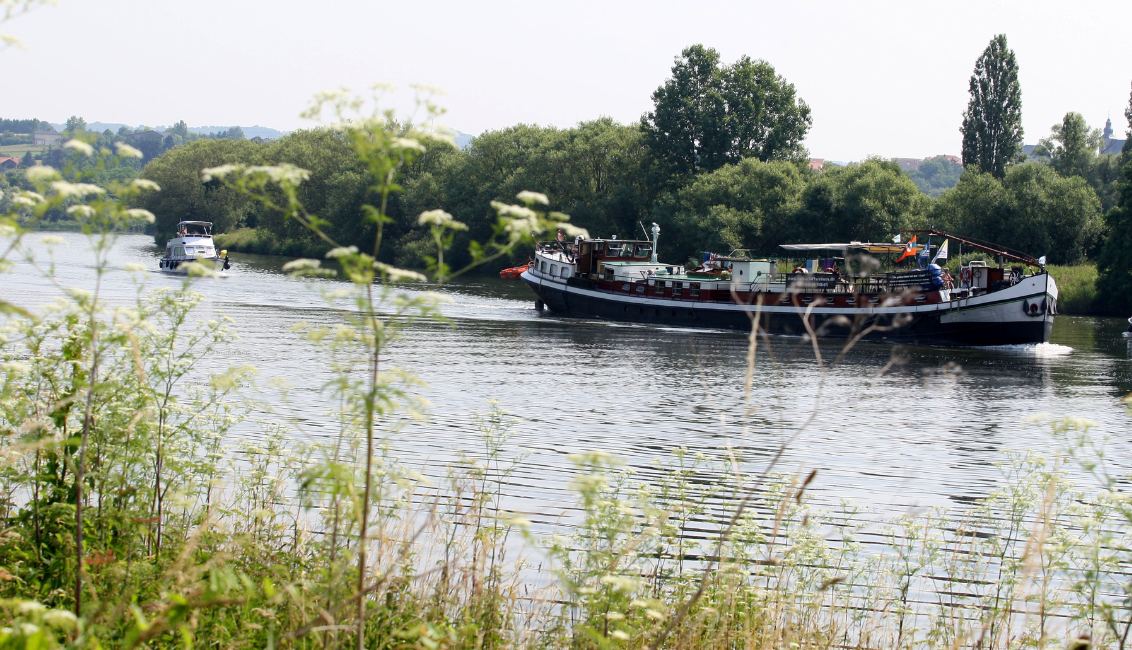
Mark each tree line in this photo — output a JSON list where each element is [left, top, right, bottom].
[[131, 39, 1132, 309]]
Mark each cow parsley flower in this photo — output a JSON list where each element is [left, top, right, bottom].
[[115, 142, 144, 159], [25, 166, 58, 183], [64, 139, 94, 156], [131, 178, 161, 191], [124, 209, 156, 223]]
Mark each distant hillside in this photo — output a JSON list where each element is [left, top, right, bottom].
[[47, 122, 289, 139], [184, 125, 289, 139]]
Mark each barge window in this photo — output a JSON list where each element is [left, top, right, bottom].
[[635, 284, 645, 293], [690, 282, 701, 297], [634, 244, 652, 258], [673, 282, 682, 297], [654, 283, 664, 295], [551, 264, 558, 276], [540, 261, 546, 272], [561, 266, 570, 278]]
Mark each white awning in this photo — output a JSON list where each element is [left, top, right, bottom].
[[779, 242, 912, 254]]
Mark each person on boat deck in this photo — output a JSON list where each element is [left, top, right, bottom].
[[941, 268, 955, 289]]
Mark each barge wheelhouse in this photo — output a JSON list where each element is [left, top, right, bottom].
[[520, 227, 1057, 346]]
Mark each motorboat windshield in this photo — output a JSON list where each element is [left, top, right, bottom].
[[177, 221, 213, 237]]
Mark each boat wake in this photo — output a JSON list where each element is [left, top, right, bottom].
[[982, 342, 1073, 357]]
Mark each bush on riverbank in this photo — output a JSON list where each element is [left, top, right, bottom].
[[213, 227, 333, 259], [1047, 263, 1099, 315]]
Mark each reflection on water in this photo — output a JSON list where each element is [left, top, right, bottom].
[[6, 233, 1132, 520]]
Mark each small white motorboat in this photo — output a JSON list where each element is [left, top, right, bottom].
[[159, 221, 231, 275]]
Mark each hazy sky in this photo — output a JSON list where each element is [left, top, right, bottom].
[[4, 0, 1131, 162]]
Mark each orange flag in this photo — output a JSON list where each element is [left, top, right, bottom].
[[895, 236, 919, 263]]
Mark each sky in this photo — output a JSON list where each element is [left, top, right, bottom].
[[3, 0, 1131, 162]]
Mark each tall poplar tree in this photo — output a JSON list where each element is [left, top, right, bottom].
[[1095, 82, 1132, 314], [960, 35, 1023, 178]]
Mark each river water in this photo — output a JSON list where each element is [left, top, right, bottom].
[[5, 232, 1132, 525]]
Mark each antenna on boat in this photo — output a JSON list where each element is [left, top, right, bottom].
[[650, 222, 660, 263]]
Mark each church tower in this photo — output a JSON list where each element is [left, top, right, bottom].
[[1104, 118, 1114, 143]]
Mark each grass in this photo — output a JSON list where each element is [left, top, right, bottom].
[[0, 144, 48, 157], [1047, 263, 1098, 315], [213, 227, 332, 259]]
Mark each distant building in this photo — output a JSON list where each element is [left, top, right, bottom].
[[892, 158, 922, 172], [0, 156, 19, 170], [890, 155, 961, 171], [126, 130, 169, 143], [808, 158, 823, 170], [249, 136, 274, 144], [33, 128, 62, 146], [1101, 118, 1127, 156]]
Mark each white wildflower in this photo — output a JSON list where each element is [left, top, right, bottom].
[[12, 196, 36, 208], [418, 209, 453, 227], [645, 609, 665, 621], [131, 178, 161, 191], [16, 601, 46, 615], [66, 205, 94, 218], [124, 208, 156, 223], [51, 181, 105, 198], [610, 630, 630, 641], [64, 139, 94, 156], [391, 137, 426, 153], [605, 612, 625, 621], [25, 166, 58, 183], [282, 259, 322, 272], [492, 201, 538, 220], [324, 246, 358, 259], [123, 263, 148, 272], [600, 575, 640, 592], [243, 164, 310, 185], [115, 142, 144, 159], [516, 190, 549, 206], [0, 224, 14, 237], [0, 362, 30, 374], [18, 623, 39, 636], [39, 235, 67, 246], [42, 610, 77, 630], [373, 261, 426, 282], [201, 164, 241, 182], [556, 222, 589, 239]]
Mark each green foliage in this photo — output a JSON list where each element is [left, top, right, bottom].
[[1046, 263, 1097, 315], [796, 158, 929, 244], [1095, 155, 1132, 314], [0, 118, 38, 133], [932, 163, 1102, 264], [133, 138, 264, 241], [960, 34, 1024, 178], [641, 44, 810, 182], [907, 156, 963, 197], [1033, 112, 1102, 182]]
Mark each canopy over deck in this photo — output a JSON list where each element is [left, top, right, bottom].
[[779, 242, 909, 254]]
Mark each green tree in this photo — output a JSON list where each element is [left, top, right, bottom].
[[933, 163, 1101, 264], [960, 34, 1023, 178], [169, 120, 189, 139], [795, 158, 929, 245], [64, 115, 86, 134], [1033, 112, 1101, 182], [655, 158, 808, 261], [19, 150, 33, 167], [1095, 84, 1132, 314], [641, 45, 809, 182], [227, 125, 246, 140], [134, 138, 265, 241], [908, 156, 963, 197], [641, 45, 729, 179]]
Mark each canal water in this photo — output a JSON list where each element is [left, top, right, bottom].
[[5, 232, 1132, 524]]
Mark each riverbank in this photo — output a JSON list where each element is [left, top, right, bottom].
[[213, 227, 331, 259]]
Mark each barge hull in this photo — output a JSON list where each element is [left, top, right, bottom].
[[522, 272, 1055, 346]]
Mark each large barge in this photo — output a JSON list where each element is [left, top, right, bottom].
[[520, 227, 1056, 346]]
